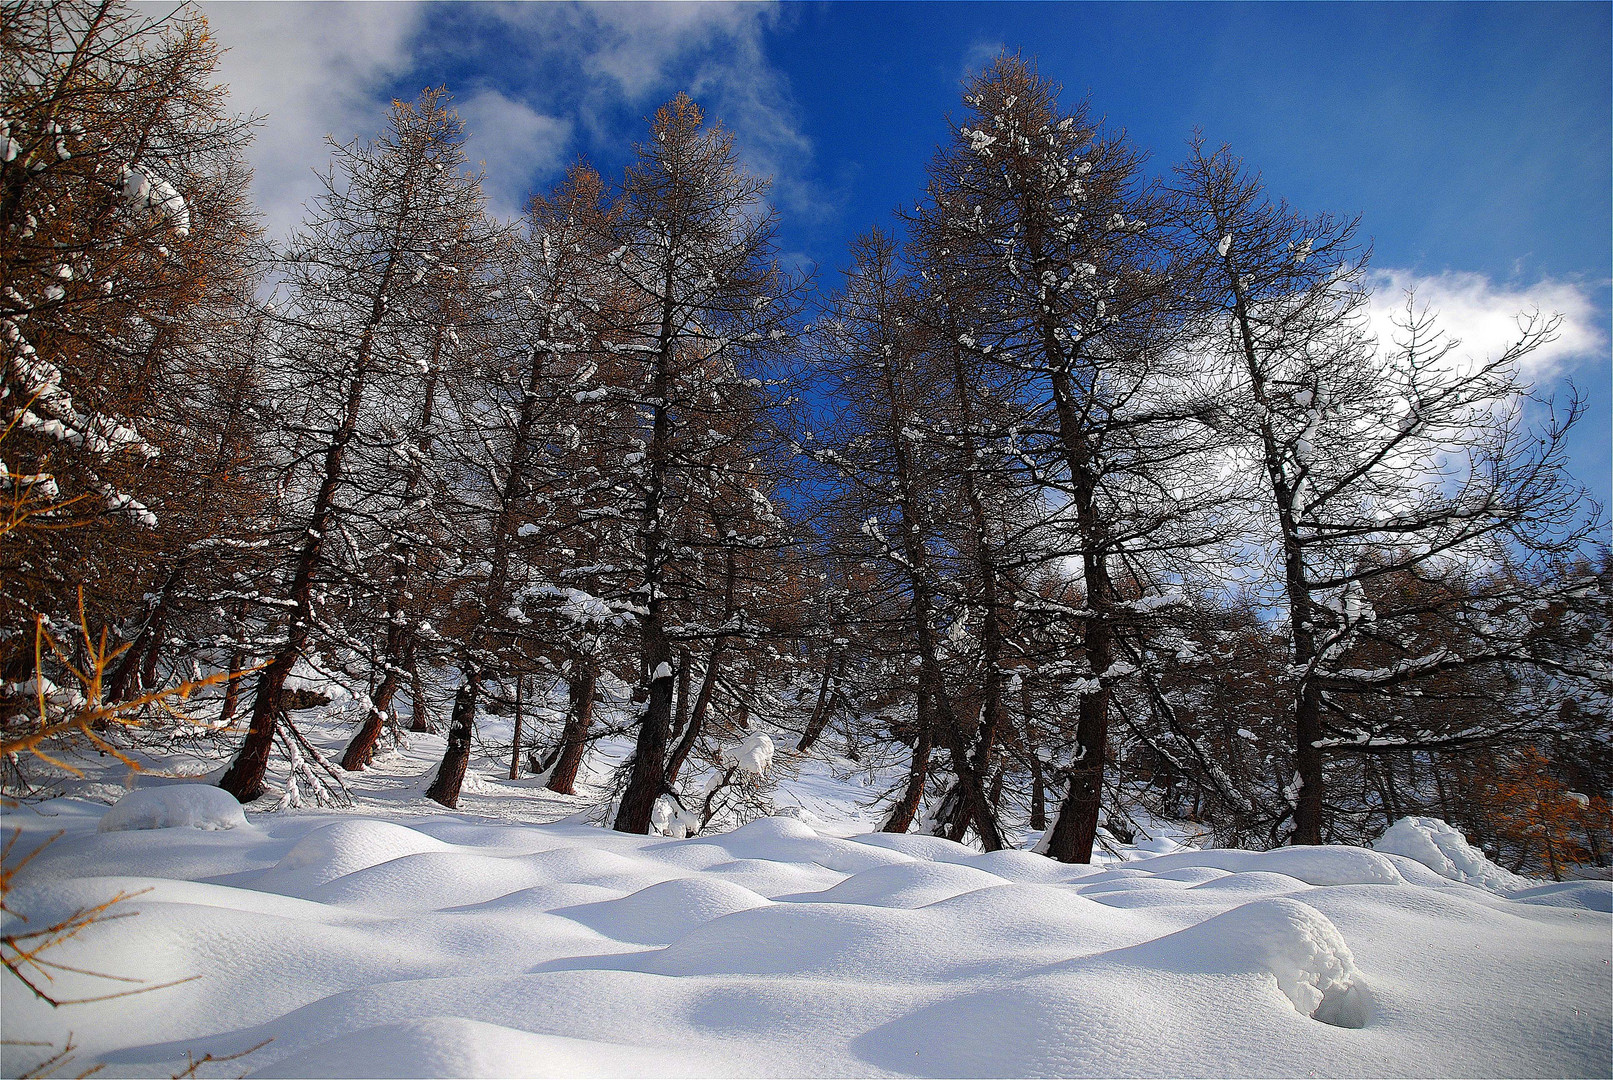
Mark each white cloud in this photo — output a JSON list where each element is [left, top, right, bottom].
[[194, 1, 428, 242], [483, 2, 827, 220], [188, 2, 822, 239], [457, 89, 573, 222], [1367, 269, 1606, 386]]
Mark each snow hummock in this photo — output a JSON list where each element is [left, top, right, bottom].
[[3, 725, 1608, 1079], [1372, 815, 1532, 894], [97, 784, 246, 833]]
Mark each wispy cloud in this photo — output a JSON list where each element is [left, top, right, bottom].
[[197, 1, 429, 242], [476, 2, 828, 220], [962, 39, 1009, 82], [194, 2, 828, 240], [457, 89, 573, 223], [1367, 269, 1607, 386]]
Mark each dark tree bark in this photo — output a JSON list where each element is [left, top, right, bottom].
[[796, 649, 842, 752], [508, 676, 524, 781], [426, 672, 479, 805], [883, 691, 933, 834], [547, 659, 597, 795]]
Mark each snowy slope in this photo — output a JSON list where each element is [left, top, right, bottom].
[[2, 724, 1608, 1078]]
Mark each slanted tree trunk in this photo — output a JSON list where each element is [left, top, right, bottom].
[[426, 670, 479, 805], [547, 659, 597, 794], [220, 346, 377, 803], [883, 690, 933, 833], [344, 340, 440, 772], [219, 190, 409, 802], [797, 649, 842, 752]]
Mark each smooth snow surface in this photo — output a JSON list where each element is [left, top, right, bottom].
[[5, 799, 1608, 1078]]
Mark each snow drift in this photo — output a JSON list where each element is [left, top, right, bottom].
[[3, 795, 1608, 1078]]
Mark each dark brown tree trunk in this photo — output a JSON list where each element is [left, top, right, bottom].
[[407, 643, 431, 732], [219, 236, 400, 803], [108, 561, 183, 702], [945, 326, 1011, 847], [1024, 681, 1046, 830], [547, 659, 597, 795], [508, 676, 524, 781], [217, 647, 246, 729], [426, 673, 479, 806], [613, 217, 681, 834], [340, 666, 398, 771], [666, 645, 723, 789], [876, 310, 1006, 853], [1040, 364, 1117, 864], [351, 345, 440, 775], [884, 692, 933, 833], [671, 645, 691, 738], [614, 663, 676, 832], [796, 649, 841, 752]]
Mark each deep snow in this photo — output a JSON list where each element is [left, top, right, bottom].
[[2, 717, 1608, 1078]]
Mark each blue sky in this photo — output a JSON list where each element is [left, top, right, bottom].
[[200, 1, 1610, 522]]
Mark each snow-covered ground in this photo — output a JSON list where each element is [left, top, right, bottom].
[[3, 715, 1609, 1078]]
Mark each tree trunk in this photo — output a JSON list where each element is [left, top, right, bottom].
[[1039, 365, 1117, 864], [611, 250, 679, 833], [217, 647, 247, 729], [1024, 681, 1046, 829], [547, 660, 597, 794], [614, 663, 676, 832], [407, 642, 431, 732], [883, 692, 932, 833], [508, 676, 524, 781], [219, 237, 401, 803], [340, 666, 399, 771], [671, 646, 691, 738], [426, 672, 479, 806], [796, 649, 841, 752], [666, 645, 723, 789]]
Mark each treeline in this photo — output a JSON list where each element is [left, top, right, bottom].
[[3, 2, 1608, 872]]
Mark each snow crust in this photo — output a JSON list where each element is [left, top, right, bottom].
[[97, 784, 247, 833]]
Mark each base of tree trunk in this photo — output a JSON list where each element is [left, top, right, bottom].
[[426, 681, 478, 807], [341, 708, 386, 771]]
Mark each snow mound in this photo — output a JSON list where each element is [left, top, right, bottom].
[[688, 816, 909, 874], [1372, 816, 1531, 894], [1508, 879, 1613, 912], [1127, 897, 1373, 1028], [255, 820, 452, 895], [554, 876, 771, 944], [1137, 844, 1406, 886], [98, 784, 246, 833], [6, 744, 1610, 1079], [251, 1015, 711, 1078], [796, 860, 1012, 908]]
